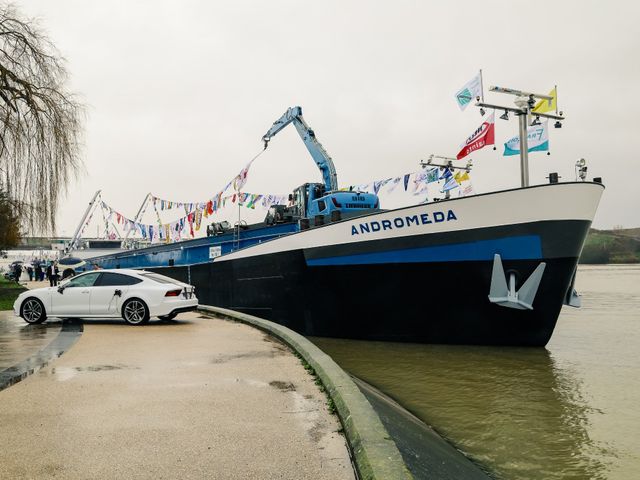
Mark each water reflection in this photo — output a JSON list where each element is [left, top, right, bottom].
[[310, 338, 611, 480], [0, 313, 62, 371], [18, 323, 49, 340]]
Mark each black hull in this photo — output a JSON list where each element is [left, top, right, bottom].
[[151, 219, 590, 347]]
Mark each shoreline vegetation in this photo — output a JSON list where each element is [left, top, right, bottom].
[[0, 277, 26, 311], [580, 227, 640, 264]]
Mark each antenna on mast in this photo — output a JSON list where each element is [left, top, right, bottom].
[[420, 154, 473, 172]]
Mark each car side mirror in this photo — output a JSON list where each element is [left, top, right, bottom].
[[57, 286, 65, 294]]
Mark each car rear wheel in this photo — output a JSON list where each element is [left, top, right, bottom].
[[122, 299, 150, 325], [21, 298, 47, 324]]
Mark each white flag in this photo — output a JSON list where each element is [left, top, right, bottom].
[[454, 73, 482, 111]]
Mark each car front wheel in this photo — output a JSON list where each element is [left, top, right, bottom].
[[21, 298, 47, 324], [122, 299, 150, 325]]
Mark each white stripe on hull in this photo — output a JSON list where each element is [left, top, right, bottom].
[[216, 182, 604, 263]]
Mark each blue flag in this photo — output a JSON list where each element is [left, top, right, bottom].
[[439, 167, 452, 180]]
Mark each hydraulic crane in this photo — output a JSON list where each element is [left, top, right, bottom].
[[262, 106, 379, 221]]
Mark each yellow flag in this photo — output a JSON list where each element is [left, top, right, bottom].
[[532, 87, 557, 113], [454, 171, 470, 184]]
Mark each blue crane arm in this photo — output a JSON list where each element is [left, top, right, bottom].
[[262, 106, 338, 192]]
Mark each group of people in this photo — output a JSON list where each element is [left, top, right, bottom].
[[12, 262, 60, 286]]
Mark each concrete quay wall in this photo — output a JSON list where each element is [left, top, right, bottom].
[[199, 305, 413, 480]]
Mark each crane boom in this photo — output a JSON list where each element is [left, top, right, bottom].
[[262, 106, 338, 192]]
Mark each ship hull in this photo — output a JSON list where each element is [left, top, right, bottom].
[[150, 219, 587, 346], [92, 182, 605, 346]]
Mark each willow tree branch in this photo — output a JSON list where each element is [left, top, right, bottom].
[[0, 3, 84, 234]]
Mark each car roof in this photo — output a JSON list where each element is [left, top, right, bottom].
[[76, 268, 146, 276]]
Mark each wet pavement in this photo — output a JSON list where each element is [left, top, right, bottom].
[[0, 311, 63, 371], [0, 312, 354, 479]]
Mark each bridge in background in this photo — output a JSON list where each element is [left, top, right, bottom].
[[16, 237, 71, 251], [12, 238, 122, 251]]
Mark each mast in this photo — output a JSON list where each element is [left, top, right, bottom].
[[476, 86, 564, 187], [517, 106, 530, 188]]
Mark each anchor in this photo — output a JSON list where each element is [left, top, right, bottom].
[[563, 267, 581, 308], [488, 254, 546, 310]]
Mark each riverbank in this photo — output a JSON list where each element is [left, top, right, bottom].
[[580, 227, 640, 263]]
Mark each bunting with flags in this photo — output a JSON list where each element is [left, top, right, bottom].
[[99, 190, 289, 245], [340, 165, 473, 201]]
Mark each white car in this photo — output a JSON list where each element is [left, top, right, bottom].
[[13, 269, 198, 326]]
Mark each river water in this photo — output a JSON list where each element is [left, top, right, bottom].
[[311, 265, 640, 479]]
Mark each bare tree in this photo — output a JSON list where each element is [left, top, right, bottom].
[[0, 3, 83, 234]]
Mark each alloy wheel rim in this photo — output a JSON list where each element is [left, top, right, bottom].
[[23, 300, 42, 322], [124, 301, 145, 323]]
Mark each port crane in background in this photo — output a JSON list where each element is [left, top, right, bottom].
[[261, 106, 379, 225]]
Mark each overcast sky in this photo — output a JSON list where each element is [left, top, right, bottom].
[[19, 0, 640, 235]]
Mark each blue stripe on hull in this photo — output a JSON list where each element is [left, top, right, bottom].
[[306, 235, 542, 266]]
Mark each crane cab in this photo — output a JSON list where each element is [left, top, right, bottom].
[[291, 183, 379, 220]]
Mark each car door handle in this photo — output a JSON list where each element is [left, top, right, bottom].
[[81, 290, 90, 294]]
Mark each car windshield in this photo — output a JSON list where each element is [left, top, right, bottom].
[[139, 272, 181, 285]]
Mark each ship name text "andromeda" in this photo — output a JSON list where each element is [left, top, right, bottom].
[[351, 209, 457, 236]]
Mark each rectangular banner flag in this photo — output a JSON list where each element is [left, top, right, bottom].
[[454, 72, 482, 111], [456, 112, 495, 159], [503, 120, 549, 156]]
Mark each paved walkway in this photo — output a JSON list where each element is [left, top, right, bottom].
[[0, 312, 354, 479]]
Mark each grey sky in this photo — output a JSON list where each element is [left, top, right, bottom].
[[20, 0, 640, 234]]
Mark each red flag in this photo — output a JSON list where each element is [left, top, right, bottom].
[[456, 112, 495, 160]]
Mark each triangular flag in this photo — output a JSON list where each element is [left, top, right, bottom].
[[456, 112, 495, 160], [532, 88, 557, 114]]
